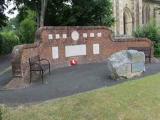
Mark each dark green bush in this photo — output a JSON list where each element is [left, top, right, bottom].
[[154, 43, 160, 57], [0, 31, 20, 54], [133, 21, 160, 56], [0, 9, 37, 55], [0, 34, 2, 55], [134, 21, 160, 43], [19, 10, 36, 44]]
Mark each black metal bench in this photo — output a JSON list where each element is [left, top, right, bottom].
[[29, 55, 50, 83], [128, 47, 152, 63]]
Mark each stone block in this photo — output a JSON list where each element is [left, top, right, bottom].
[[107, 50, 145, 79]]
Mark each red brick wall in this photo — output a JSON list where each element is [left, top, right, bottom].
[[12, 43, 39, 82], [12, 26, 153, 83], [37, 26, 152, 68]]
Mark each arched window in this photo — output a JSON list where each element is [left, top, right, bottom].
[[123, 7, 133, 35]]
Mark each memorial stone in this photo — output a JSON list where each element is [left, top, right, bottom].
[[107, 50, 145, 79]]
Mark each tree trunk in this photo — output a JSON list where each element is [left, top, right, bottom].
[[40, 0, 48, 27]]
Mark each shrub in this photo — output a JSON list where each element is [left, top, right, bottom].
[[154, 43, 160, 57], [19, 10, 37, 44], [133, 20, 160, 56], [134, 21, 160, 43], [0, 31, 20, 54], [0, 9, 37, 55], [0, 34, 2, 55]]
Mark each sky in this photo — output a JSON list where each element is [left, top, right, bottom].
[[4, 1, 18, 19]]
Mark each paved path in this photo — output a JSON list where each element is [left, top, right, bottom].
[[0, 62, 160, 105], [0, 55, 12, 87]]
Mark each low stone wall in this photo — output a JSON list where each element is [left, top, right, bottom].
[[11, 26, 153, 83]]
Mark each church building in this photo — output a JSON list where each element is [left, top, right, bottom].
[[112, 0, 160, 36]]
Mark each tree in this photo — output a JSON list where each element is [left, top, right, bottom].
[[0, 0, 7, 28], [44, 0, 71, 26], [0, 31, 20, 54], [44, 0, 114, 26], [9, 0, 50, 27], [40, 0, 48, 27], [67, 0, 114, 26], [10, 0, 114, 27], [19, 10, 37, 43]]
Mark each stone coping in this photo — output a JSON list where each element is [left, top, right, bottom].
[[38, 26, 112, 30]]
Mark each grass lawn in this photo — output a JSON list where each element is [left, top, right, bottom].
[[1, 73, 160, 120]]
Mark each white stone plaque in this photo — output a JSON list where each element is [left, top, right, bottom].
[[48, 34, 53, 40], [52, 47, 59, 59], [132, 62, 145, 73], [65, 45, 86, 57], [55, 34, 60, 39], [71, 31, 79, 41], [83, 33, 88, 38], [62, 34, 67, 39], [90, 33, 95, 37], [93, 44, 100, 54], [97, 32, 102, 37]]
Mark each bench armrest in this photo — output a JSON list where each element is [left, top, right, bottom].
[[40, 59, 50, 65]]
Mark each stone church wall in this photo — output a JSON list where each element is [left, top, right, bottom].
[[113, 0, 160, 36]]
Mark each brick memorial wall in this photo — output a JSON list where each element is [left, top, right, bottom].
[[11, 26, 153, 83]]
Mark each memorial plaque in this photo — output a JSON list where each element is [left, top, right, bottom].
[[48, 34, 53, 40], [93, 44, 100, 54], [71, 31, 79, 41], [63, 34, 67, 39], [65, 44, 86, 57], [97, 32, 102, 37], [83, 33, 88, 38], [52, 47, 59, 59], [56, 34, 60, 39], [90, 33, 95, 37], [132, 62, 145, 73]]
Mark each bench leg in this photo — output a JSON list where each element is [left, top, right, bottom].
[[149, 57, 151, 63], [49, 64, 51, 74], [41, 70, 44, 84], [30, 71, 32, 84]]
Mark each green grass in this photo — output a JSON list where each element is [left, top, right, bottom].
[[1, 73, 160, 120]]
